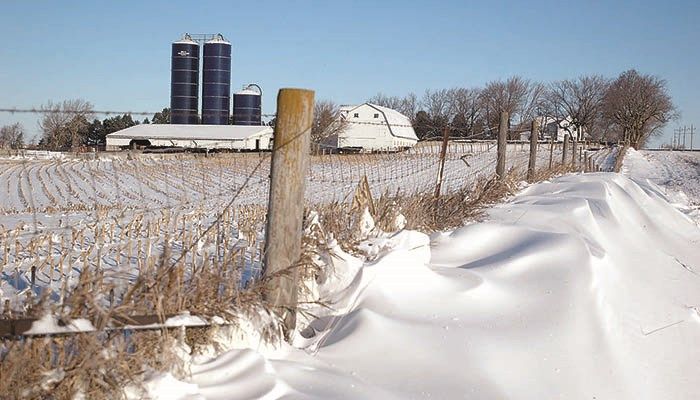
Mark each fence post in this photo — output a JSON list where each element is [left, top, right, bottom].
[[263, 88, 314, 340], [562, 134, 569, 166], [527, 119, 539, 182], [434, 126, 450, 197], [571, 138, 577, 170], [548, 136, 554, 169], [496, 112, 508, 179]]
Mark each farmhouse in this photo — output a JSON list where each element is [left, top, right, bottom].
[[323, 103, 418, 151], [105, 124, 273, 151], [520, 116, 591, 142]]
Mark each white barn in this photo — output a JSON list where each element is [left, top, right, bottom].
[[106, 124, 273, 151], [323, 103, 418, 151]]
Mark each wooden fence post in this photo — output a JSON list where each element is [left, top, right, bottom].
[[527, 119, 539, 182], [263, 88, 314, 339], [548, 136, 554, 169], [496, 112, 508, 179], [562, 135, 569, 166], [434, 126, 450, 197], [571, 138, 577, 170]]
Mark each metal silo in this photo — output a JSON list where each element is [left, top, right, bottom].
[[170, 34, 200, 124], [201, 34, 231, 125], [233, 84, 262, 125]]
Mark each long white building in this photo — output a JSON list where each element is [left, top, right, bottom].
[[106, 124, 273, 151], [323, 103, 418, 151]]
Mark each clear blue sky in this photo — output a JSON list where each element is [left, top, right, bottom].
[[1, 0, 698, 147]]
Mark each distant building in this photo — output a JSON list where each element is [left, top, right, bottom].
[[323, 103, 418, 151], [105, 124, 273, 151], [520, 117, 590, 141]]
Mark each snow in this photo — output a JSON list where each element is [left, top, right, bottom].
[[622, 149, 700, 209], [25, 314, 95, 335], [142, 172, 700, 399]]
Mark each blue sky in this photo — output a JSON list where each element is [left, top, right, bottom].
[[1, 0, 698, 147]]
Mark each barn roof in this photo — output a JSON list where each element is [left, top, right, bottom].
[[106, 124, 273, 141], [342, 103, 418, 141]]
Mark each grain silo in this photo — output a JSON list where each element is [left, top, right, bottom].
[[170, 34, 200, 124], [232, 84, 262, 125], [201, 34, 231, 125]]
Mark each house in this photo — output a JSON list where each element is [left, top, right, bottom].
[[520, 117, 590, 141], [323, 103, 418, 151], [105, 124, 273, 151]]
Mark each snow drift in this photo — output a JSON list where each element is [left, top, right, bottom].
[[147, 172, 700, 400]]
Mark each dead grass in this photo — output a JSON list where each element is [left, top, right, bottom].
[[0, 160, 575, 399]]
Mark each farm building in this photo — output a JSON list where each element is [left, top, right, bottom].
[[323, 103, 418, 152], [519, 116, 591, 142], [105, 124, 273, 151]]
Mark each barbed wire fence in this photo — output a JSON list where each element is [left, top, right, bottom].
[[0, 104, 617, 338]]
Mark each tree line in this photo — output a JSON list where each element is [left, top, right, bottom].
[[315, 69, 676, 149], [13, 103, 171, 150], [4, 69, 675, 151]]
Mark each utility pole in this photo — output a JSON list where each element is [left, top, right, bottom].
[[683, 126, 687, 149], [691, 125, 696, 150]]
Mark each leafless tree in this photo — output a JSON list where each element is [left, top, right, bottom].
[[479, 76, 534, 136], [447, 87, 483, 137], [0, 123, 25, 149], [601, 70, 676, 148], [421, 89, 453, 129], [545, 75, 609, 140], [311, 99, 348, 144], [39, 99, 94, 150]]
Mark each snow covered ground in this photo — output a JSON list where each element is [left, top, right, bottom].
[[622, 149, 700, 215], [145, 171, 700, 399]]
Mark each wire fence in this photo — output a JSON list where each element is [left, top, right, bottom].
[[0, 138, 614, 321]]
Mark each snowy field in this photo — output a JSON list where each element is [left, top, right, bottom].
[[0, 142, 574, 316], [142, 171, 700, 399], [622, 149, 700, 207]]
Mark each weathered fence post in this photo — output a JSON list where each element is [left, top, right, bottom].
[[562, 135, 569, 166], [571, 138, 577, 170], [548, 136, 554, 169], [434, 125, 450, 197], [527, 119, 539, 182], [263, 88, 314, 339], [496, 112, 508, 179]]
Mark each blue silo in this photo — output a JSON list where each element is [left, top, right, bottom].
[[170, 34, 200, 124], [233, 84, 262, 125], [201, 34, 231, 125]]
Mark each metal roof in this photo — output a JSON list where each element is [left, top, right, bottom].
[[106, 124, 272, 141]]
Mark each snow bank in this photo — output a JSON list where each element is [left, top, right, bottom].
[[622, 149, 700, 222], [145, 173, 700, 399]]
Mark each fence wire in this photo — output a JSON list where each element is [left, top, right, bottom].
[[0, 136, 607, 324]]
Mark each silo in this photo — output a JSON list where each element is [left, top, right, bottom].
[[232, 84, 262, 125], [201, 34, 231, 125], [170, 34, 200, 124]]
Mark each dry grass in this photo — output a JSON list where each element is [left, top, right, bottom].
[[0, 152, 579, 399]]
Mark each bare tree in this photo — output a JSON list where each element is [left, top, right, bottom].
[[420, 89, 453, 137], [602, 70, 676, 148], [447, 87, 483, 137], [0, 123, 25, 149], [311, 100, 348, 144], [39, 99, 94, 150], [545, 75, 609, 140], [479, 76, 532, 136]]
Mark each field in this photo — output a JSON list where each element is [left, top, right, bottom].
[[624, 150, 700, 205], [0, 141, 595, 319]]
